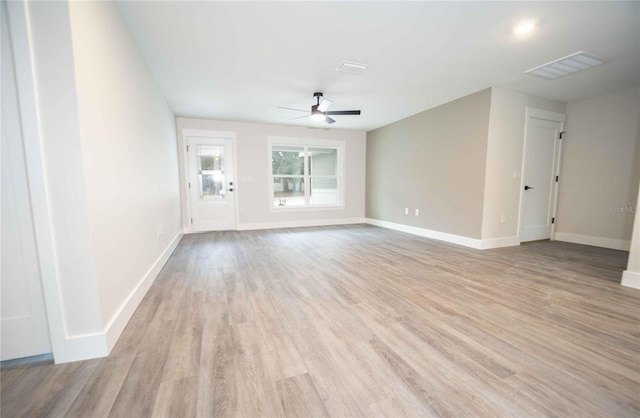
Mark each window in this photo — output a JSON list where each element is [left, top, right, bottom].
[[269, 137, 344, 209], [196, 144, 226, 199]]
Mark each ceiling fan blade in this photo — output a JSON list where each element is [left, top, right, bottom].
[[325, 116, 336, 124], [288, 114, 310, 121], [317, 98, 333, 112], [278, 106, 309, 113], [325, 110, 361, 115]]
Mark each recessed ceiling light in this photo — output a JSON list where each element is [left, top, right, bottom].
[[525, 51, 606, 80], [514, 21, 536, 35], [336, 61, 369, 74]]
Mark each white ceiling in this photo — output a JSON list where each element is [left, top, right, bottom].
[[116, 1, 639, 132]]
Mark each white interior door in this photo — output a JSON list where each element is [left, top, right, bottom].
[[187, 136, 236, 232], [1, 8, 52, 360], [519, 112, 564, 243]]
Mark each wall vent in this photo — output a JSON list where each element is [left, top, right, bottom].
[[525, 51, 605, 80], [336, 61, 369, 74]]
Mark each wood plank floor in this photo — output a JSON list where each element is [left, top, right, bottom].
[[2, 224, 639, 417]]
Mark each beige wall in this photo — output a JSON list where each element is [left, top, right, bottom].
[[364, 85, 638, 251], [555, 87, 640, 248], [176, 118, 366, 229], [481, 88, 566, 241], [366, 89, 491, 239], [622, 182, 640, 288]]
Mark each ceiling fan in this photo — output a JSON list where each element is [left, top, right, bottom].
[[279, 92, 361, 124]]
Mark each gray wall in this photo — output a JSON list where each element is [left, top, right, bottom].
[[481, 88, 566, 241], [366, 89, 491, 239], [555, 87, 640, 246]]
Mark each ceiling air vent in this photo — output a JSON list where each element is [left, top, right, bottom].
[[336, 61, 369, 74], [525, 51, 605, 80]]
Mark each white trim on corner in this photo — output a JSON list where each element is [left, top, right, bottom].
[[479, 236, 520, 249], [365, 218, 484, 249], [6, 0, 69, 364], [104, 231, 183, 352], [237, 218, 364, 231], [621, 270, 640, 290], [554, 232, 630, 251], [55, 333, 109, 364]]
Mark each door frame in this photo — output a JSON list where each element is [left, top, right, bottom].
[[517, 108, 566, 244], [180, 129, 238, 233], [3, 1, 63, 362]]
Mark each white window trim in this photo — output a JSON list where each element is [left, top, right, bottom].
[[268, 136, 346, 211]]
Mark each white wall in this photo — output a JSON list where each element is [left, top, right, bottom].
[[555, 87, 640, 250], [14, 0, 181, 362], [27, 1, 105, 342], [68, 1, 182, 349], [177, 118, 366, 230], [481, 88, 566, 245]]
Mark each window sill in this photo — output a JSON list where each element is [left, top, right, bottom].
[[269, 205, 346, 213]]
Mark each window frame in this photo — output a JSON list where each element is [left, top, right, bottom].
[[268, 136, 345, 211]]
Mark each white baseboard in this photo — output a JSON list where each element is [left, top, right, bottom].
[[365, 218, 485, 249], [621, 270, 640, 290], [554, 232, 630, 251], [237, 217, 364, 231], [52, 231, 183, 364], [104, 231, 183, 353]]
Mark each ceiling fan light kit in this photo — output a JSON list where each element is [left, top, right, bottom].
[[278, 92, 361, 125], [310, 105, 326, 121]]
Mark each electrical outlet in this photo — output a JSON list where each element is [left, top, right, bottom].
[[415, 209, 420, 216], [500, 215, 506, 224], [405, 208, 409, 215], [159, 224, 164, 236]]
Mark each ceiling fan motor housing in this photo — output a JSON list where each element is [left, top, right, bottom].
[[278, 92, 359, 125]]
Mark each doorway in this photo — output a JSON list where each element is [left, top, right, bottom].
[[185, 133, 237, 232], [518, 108, 565, 243]]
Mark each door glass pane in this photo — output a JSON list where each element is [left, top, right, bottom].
[[272, 146, 304, 175], [273, 176, 305, 206], [309, 148, 337, 176], [310, 177, 338, 205], [198, 145, 225, 199]]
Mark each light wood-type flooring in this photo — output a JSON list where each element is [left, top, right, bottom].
[[2, 224, 640, 417]]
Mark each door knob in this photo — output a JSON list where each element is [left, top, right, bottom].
[[524, 185, 534, 190]]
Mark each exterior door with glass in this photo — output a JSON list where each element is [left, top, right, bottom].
[[187, 136, 236, 232]]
